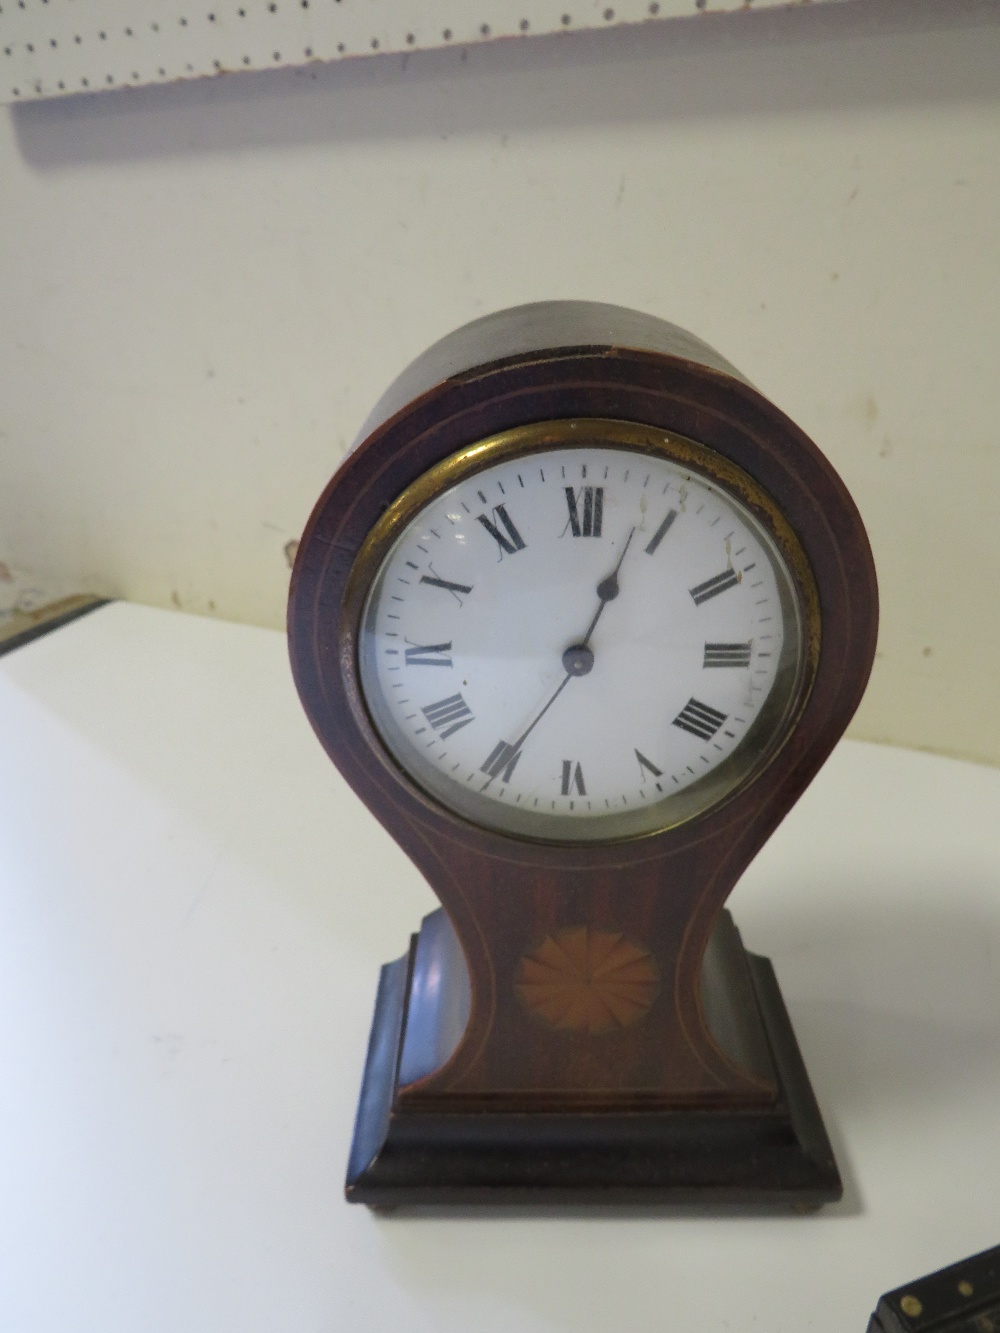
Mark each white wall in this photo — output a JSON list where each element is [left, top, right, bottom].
[[1, 0, 999, 765]]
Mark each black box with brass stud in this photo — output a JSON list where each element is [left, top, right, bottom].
[[869, 1243, 1000, 1333]]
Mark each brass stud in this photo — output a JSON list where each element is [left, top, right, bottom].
[[900, 1295, 923, 1318], [959, 1281, 974, 1298]]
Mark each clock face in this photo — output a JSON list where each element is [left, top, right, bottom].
[[357, 430, 807, 841]]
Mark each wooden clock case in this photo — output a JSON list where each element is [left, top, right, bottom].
[[287, 303, 878, 1208]]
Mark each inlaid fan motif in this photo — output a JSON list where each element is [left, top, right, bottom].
[[516, 927, 659, 1036]]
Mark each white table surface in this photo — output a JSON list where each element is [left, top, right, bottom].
[[2, 600, 998, 1333]]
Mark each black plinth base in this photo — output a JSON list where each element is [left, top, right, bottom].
[[345, 931, 842, 1209]]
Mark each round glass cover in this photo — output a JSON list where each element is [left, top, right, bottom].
[[357, 428, 809, 842]]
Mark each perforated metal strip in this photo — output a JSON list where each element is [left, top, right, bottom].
[[1, 0, 849, 104]]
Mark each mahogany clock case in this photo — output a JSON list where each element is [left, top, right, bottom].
[[287, 303, 879, 1207]]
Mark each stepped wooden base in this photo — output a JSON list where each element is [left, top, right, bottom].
[[345, 916, 842, 1209]]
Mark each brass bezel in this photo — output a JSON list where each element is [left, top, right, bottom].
[[341, 418, 821, 844]]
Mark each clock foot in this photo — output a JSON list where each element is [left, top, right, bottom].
[[343, 911, 842, 1210]]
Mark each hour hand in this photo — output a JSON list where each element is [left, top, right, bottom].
[[579, 525, 636, 649], [595, 569, 621, 603]]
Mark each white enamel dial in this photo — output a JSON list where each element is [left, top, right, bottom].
[[359, 439, 804, 841]]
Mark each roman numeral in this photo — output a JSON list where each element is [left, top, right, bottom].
[[635, 749, 663, 778], [704, 642, 752, 668], [689, 568, 740, 605], [644, 509, 677, 556], [420, 574, 473, 596], [481, 740, 521, 783], [476, 504, 526, 556], [561, 760, 586, 796], [421, 694, 474, 739], [672, 698, 728, 741], [404, 640, 453, 667], [564, 486, 604, 537]]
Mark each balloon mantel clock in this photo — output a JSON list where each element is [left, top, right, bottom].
[[288, 302, 878, 1208]]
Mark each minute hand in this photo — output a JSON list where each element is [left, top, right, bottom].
[[506, 673, 574, 758]]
